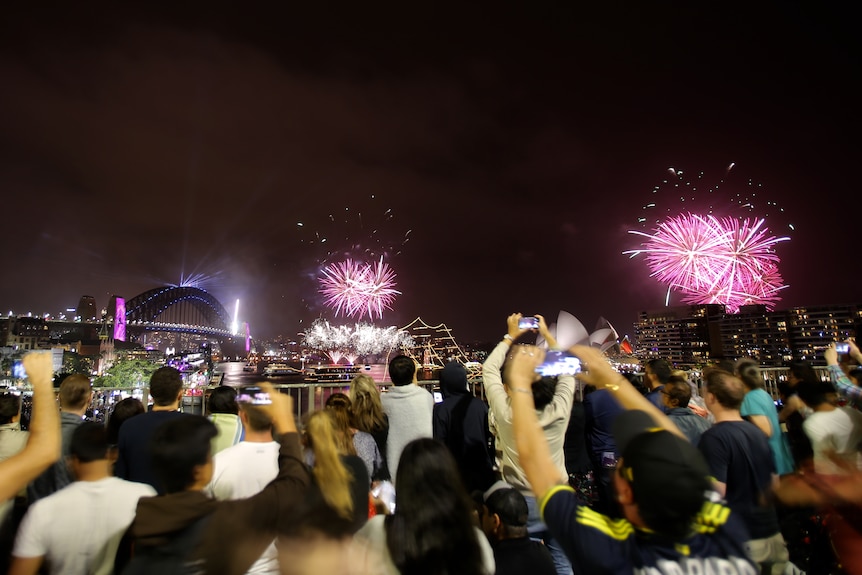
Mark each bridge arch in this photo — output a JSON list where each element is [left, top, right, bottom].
[[125, 286, 232, 333]]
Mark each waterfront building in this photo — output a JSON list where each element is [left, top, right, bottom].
[[637, 302, 862, 367], [719, 305, 792, 366], [634, 304, 724, 367]]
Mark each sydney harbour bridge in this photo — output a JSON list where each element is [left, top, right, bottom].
[[123, 286, 236, 339], [45, 286, 245, 352]]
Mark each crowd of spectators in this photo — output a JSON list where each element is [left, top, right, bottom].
[[1, 324, 861, 574]]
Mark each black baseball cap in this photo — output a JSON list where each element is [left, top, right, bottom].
[[613, 410, 711, 536]]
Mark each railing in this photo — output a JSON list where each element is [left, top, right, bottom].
[[16, 364, 838, 428]]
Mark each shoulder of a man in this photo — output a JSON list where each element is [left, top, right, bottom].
[[110, 476, 158, 496], [539, 485, 635, 571]]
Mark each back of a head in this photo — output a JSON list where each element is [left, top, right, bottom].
[[713, 359, 736, 374], [149, 366, 183, 406], [485, 487, 528, 529], [240, 404, 273, 433], [646, 359, 672, 385], [349, 375, 386, 432], [70, 421, 110, 463], [531, 377, 557, 411], [106, 397, 145, 445], [795, 380, 834, 409], [624, 430, 711, 539], [208, 385, 238, 415], [735, 358, 764, 390], [59, 374, 91, 410], [0, 393, 22, 425], [324, 393, 354, 443], [388, 438, 483, 573], [665, 376, 693, 408], [439, 362, 468, 396], [150, 415, 217, 493], [788, 361, 819, 386], [615, 411, 711, 540], [394, 438, 470, 515], [325, 392, 352, 411], [704, 369, 746, 410], [388, 355, 416, 386]]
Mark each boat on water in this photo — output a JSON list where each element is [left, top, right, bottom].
[[304, 364, 361, 383], [262, 363, 301, 377]]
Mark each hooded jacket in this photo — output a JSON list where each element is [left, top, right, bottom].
[[433, 363, 495, 492], [127, 432, 310, 575]]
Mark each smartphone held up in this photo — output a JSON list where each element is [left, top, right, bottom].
[[535, 350, 582, 377], [237, 386, 272, 405], [518, 316, 540, 330]]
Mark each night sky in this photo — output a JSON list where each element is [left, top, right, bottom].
[[0, 2, 858, 344]]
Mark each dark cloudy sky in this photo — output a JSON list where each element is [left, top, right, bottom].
[[0, 2, 858, 343]]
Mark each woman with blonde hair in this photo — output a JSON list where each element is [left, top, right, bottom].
[[349, 374, 390, 481], [303, 410, 370, 533], [326, 393, 384, 481]]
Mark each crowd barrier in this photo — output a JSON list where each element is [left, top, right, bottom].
[[13, 365, 837, 426]]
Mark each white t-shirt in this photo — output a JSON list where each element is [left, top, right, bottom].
[[13, 477, 155, 575], [207, 441, 280, 575], [803, 406, 862, 474]]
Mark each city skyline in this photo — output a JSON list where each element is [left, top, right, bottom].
[[1, 2, 857, 343]]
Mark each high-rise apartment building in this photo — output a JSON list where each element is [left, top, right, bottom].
[[634, 304, 724, 367], [636, 302, 862, 367], [719, 305, 792, 366], [784, 304, 861, 363]]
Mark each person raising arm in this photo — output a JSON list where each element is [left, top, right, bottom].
[[507, 344, 754, 574], [0, 352, 61, 502], [825, 341, 862, 402], [507, 344, 684, 501]]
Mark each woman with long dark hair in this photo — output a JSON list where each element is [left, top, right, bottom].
[[354, 438, 494, 575]]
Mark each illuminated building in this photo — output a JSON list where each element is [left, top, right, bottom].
[[719, 305, 792, 366], [634, 304, 725, 367], [637, 303, 862, 367]]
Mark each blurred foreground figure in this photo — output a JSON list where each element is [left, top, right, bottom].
[[0, 353, 60, 502], [10, 422, 155, 575], [354, 438, 495, 574], [121, 384, 310, 575], [775, 454, 862, 575]]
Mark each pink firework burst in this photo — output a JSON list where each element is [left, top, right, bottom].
[[625, 213, 789, 313], [319, 257, 400, 319]]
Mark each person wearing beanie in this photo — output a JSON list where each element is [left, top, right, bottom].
[[433, 362, 495, 493]]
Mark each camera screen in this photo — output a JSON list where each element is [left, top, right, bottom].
[[535, 350, 582, 376], [237, 387, 271, 405], [518, 317, 539, 330], [836, 343, 851, 354]]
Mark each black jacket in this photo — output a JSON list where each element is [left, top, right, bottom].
[[432, 363, 495, 492]]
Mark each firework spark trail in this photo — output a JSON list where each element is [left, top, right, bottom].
[[625, 213, 789, 313], [319, 257, 400, 319]]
